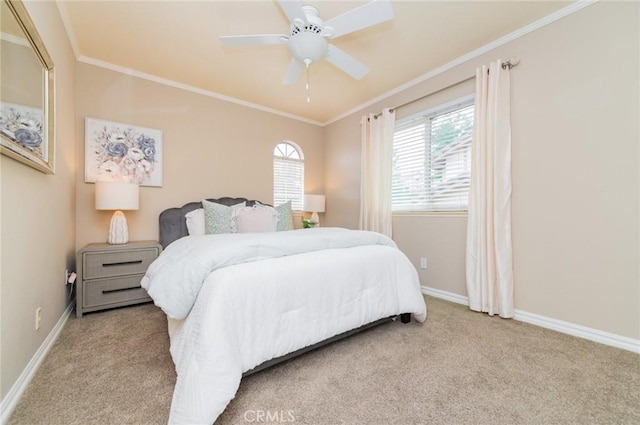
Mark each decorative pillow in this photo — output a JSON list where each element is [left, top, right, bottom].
[[275, 201, 294, 231], [232, 204, 278, 233], [203, 200, 246, 235], [185, 208, 205, 236]]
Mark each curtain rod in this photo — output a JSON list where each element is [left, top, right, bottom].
[[372, 57, 520, 119]]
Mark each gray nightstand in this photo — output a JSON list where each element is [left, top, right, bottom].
[[76, 241, 161, 318]]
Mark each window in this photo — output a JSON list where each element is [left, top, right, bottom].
[[273, 141, 304, 210], [392, 96, 474, 212]]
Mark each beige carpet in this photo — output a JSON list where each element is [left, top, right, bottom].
[[8, 296, 640, 425]]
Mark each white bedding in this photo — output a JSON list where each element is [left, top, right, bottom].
[[142, 228, 398, 320], [143, 228, 427, 424]]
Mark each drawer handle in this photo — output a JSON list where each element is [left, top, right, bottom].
[[102, 285, 142, 294], [102, 260, 143, 267]]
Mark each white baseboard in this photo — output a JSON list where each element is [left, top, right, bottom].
[[0, 303, 74, 424], [422, 286, 469, 306], [421, 286, 640, 354]]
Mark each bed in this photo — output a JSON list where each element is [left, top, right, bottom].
[[142, 197, 427, 424]]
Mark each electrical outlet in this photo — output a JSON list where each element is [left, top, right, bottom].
[[420, 257, 428, 269], [35, 307, 42, 331], [65, 269, 71, 285]]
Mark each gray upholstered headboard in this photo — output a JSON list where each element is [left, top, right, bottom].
[[159, 197, 264, 249]]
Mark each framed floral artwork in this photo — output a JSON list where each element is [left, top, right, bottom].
[[0, 103, 52, 172], [85, 117, 163, 187]]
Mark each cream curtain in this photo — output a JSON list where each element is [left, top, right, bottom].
[[359, 108, 396, 237], [466, 60, 514, 318]]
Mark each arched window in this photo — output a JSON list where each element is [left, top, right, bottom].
[[273, 141, 304, 210]]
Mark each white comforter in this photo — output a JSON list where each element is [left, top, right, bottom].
[[142, 228, 427, 424], [142, 228, 402, 320]]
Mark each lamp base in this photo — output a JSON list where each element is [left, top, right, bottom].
[[310, 211, 320, 227], [108, 210, 129, 244]]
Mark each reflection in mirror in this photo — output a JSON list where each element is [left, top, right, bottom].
[[0, 0, 55, 173]]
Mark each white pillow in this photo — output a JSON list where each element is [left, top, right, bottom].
[[232, 204, 278, 233], [185, 208, 205, 236]]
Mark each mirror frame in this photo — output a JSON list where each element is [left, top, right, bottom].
[[1, 0, 55, 174]]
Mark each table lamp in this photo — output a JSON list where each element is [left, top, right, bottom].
[[95, 181, 139, 244], [304, 194, 325, 226]]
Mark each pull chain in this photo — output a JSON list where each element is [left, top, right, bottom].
[[304, 59, 311, 103]]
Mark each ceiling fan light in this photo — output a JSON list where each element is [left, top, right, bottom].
[[287, 32, 327, 64]]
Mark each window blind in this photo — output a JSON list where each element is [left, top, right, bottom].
[[392, 100, 474, 212], [273, 157, 304, 210]]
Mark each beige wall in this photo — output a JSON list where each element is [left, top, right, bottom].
[[75, 63, 325, 249], [324, 2, 640, 339], [1, 1, 76, 398]]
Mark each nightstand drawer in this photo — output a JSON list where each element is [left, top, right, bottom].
[[83, 275, 151, 308], [83, 249, 157, 279]]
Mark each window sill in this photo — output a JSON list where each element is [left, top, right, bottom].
[[393, 211, 468, 218]]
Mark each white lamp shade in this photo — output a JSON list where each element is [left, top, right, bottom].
[[304, 194, 325, 213], [95, 181, 139, 211]]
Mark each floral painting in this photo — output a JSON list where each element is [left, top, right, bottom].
[[0, 102, 46, 159], [85, 117, 163, 187]]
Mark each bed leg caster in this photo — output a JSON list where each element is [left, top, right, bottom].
[[400, 313, 411, 323]]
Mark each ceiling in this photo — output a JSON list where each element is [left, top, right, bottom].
[[57, 0, 572, 125]]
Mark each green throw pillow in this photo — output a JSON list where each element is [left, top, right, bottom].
[[202, 199, 245, 234], [275, 201, 294, 231]]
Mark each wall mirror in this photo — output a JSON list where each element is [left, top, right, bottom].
[[0, 0, 55, 174]]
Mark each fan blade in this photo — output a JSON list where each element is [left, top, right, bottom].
[[324, 0, 393, 39], [283, 58, 304, 85], [219, 34, 287, 47], [325, 45, 370, 80], [278, 0, 308, 26]]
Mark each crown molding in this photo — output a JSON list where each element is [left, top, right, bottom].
[[323, 0, 599, 126], [0, 32, 29, 46], [77, 56, 324, 127], [55, 1, 322, 126], [55, 0, 598, 128]]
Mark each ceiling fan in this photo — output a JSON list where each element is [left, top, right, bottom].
[[219, 0, 394, 86]]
